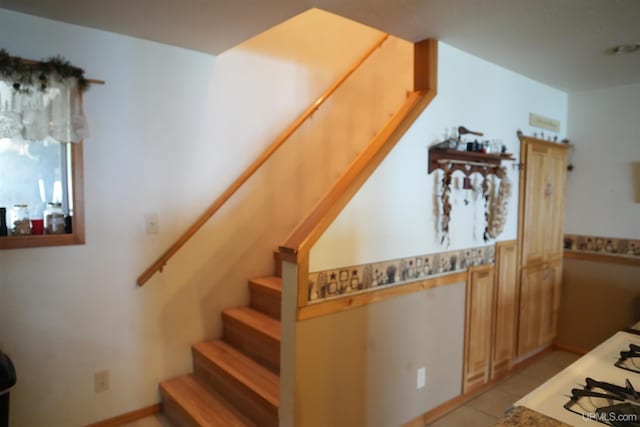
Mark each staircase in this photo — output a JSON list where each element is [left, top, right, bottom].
[[151, 35, 437, 427], [160, 255, 282, 427]]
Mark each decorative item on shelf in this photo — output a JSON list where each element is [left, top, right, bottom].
[[10, 204, 31, 235], [30, 219, 44, 235], [462, 175, 472, 205], [428, 142, 515, 176], [458, 125, 484, 138], [44, 202, 66, 234], [440, 168, 453, 246], [430, 127, 516, 246], [482, 173, 490, 242], [487, 167, 512, 239], [0, 207, 7, 237], [517, 132, 575, 171]]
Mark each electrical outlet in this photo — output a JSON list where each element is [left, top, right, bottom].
[[416, 367, 426, 389], [95, 369, 110, 393], [144, 213, 159, 234]]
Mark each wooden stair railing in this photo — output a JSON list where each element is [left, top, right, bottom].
[[278, 39, 438, 310], [137, 33, 389, 286]]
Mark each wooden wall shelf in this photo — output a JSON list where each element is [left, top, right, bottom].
[[428, 148, 515, 175]]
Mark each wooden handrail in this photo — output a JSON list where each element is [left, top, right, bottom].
[[279, 89, 435, 263], [137, 33, 390, 286]]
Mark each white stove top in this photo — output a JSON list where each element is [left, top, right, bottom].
[[515, 331, 640, 426]]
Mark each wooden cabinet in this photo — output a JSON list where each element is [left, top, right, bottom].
[[517, 262, 562, 355], [463, 241, 519, 392], [539, 261, 562, 345], [463, 265, 494, 393], [491, 241, 518, 380], [520, 140, 567, 265], [517, 137, 568, 357]]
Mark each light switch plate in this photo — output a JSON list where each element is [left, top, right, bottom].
[[417, 367, 426, 389], [145, 213, 159, 234], [632, 162, 640, 203]]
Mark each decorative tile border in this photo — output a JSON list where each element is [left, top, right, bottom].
[[307, 245, 495, 303], [564, 234, 640, 258]]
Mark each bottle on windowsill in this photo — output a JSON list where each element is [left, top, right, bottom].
[[44, 203, 65, 234], [11, 204, 31, 235], [0, 207, 7, 237]]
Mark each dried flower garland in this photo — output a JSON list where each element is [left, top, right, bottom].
[[438, 167, 512, 244], [482, 172, 491, 242], [487, 167, 512, 239], [440, 168, 453, 246], [0, 49, 89, 93]]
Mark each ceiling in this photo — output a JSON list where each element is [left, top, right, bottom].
[[1, 0, 639, 92]]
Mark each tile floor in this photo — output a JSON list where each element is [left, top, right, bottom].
[[121, 414, 172, 427], [122, 350, 580, 427], [426, 350, 581, 426]]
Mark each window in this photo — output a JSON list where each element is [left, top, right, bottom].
[[0, 51, 88, 249], [0, 136, 84, 249]]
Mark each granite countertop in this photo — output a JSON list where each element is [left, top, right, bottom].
[[495, 406, 572, 427]]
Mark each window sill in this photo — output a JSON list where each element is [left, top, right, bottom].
[[0, 233, 85, 250]]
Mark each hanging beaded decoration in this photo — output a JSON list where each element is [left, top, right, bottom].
[[488, 167, 512, 239], [440, 168, 453, 246], [482, 171, 491, 242]]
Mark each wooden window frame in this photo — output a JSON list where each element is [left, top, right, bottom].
[[0, 141, 85, 250]]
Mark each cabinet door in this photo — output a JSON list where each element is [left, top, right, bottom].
[[492, 241, 517, 380], [520, 142, 568, 265], [463, 265, 494, 393], [520, 144, 549, 266], [517, 265, 545, 356], [544, 147, 568, 262], [539, 261, 562, 345]]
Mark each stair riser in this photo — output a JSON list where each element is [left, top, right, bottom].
[[249, 288, 281, 320], [223, 316, 280, 373], [192, 350, 278, 427], [161, 388, 200, 427]]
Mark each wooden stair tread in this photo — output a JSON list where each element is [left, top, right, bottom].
[[160, 374, 256, 426], [193, 340, 280, 410], [223, 307, 281, 341], [248, 276, 282, 295]]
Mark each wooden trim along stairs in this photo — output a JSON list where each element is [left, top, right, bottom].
[[160, 256, 282, 427]]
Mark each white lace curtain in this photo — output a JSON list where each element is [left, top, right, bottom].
[[0, 77, 88, 143]]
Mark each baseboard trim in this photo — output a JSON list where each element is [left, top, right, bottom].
[[402, 380, 498, 427], [85, 403, 161, 427], [553, 342, 588, 355], [402, 345, 554, 427]]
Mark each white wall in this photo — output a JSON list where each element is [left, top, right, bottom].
[[0, 8, 387, 426], [565, 83, 640, 238], [310, 42, 568, 271]]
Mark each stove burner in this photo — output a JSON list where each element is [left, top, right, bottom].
[[616, 344, 640, 374], [564, 377, 640, 426]]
